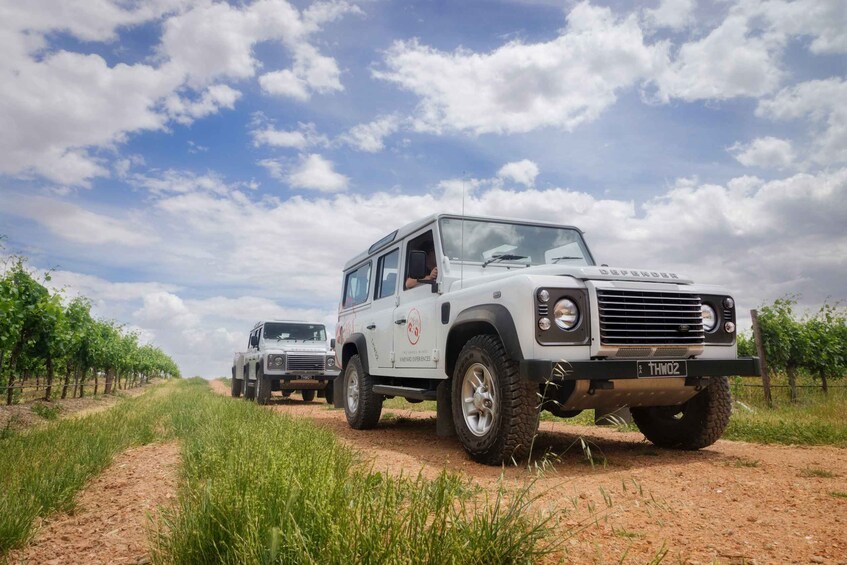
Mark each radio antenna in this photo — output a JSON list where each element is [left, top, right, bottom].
[[460, 172, 466, 287]]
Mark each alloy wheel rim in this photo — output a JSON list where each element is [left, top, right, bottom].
[[461, 363, 497, 437], [347, 369, 360, 413]]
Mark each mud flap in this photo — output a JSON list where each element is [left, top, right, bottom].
[[436, 380, 455, 437]]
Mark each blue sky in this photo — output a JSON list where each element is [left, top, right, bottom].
[[1, 0, 845, 377]]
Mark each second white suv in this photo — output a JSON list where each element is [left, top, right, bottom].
[[232, 320, 339, 404]]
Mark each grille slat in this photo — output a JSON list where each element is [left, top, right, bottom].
[[285, 354, 325, 372], [598, 289, 705, 346]]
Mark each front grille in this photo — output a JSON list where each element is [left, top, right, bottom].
[[597, 289, 704, 346], [285, 354, 325, 372]]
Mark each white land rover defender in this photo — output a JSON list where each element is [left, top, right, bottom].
[[232, 320, 339, 405], [335, 214, 760, 465]]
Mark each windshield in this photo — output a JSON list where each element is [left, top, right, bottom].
[[263, 323, 327, 342], [439, 218, 593, 267]]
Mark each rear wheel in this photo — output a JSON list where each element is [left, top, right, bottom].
[[230, 367, 242, 397], [301, 389, 316, 402], [631, 377, 732, 449], [452, 335, 539, 465], [344, 354, 382, 429], [255, 368, 271, 405]]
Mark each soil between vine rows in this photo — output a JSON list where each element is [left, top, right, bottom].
[[210, 380, 847, 564]]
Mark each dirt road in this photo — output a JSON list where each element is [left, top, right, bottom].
[[211, 380, 847, 564]]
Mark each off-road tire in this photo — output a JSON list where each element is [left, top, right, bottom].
[[452, 335, 539, 465], [344, 354, 383, 429], [631, 376, 732, 449], [255, 368, 271, 405], [301, 389, 316, 402], [243, 365, 256, 400], [324, 381, 334, 405], [230, 367, 242, 397]]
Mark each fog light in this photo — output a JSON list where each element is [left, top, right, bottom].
[[723, 297, 735, 309], [724, 321, 736, 333], [538, 317, 551, 330], [538, 289, 550, 303]]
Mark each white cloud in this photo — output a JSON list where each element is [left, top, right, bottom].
[[340, 115, 403, 152], [0, 0, 356, 186], [730, 137, 795, 169], [165, 84, 242, 125], [653, 9, 785, 102], [496, 159, 540, 187], [756, 78, 847, 166], [643, 0, 695, 31], [761, 0, 847, 55], [251, 121, 327, 149], [287, 154, 349, 192], [130, 170, 236, 196], [7, 195, 158, 246], [374, 2, 666, 134]]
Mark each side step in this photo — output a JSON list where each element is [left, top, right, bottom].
[[372, 384, 437, 401]]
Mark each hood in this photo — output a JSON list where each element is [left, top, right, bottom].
[[445, 264, 692, 290], [264, 344, 330, 354]]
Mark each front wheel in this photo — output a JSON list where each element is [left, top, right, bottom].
[[255, 369, 271, 405], [452, 335, 539, 465], [631, 376, 732, 449], [230, 367, 242, 398], [344, 354, 382, 429], [301, 389, 316, 402]]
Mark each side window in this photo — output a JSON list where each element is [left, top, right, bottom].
[[404, 230, 436, 290], [375, 249, 399, 300], [343, 262, 372, 308]]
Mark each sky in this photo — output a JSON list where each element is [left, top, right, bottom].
[[0, 0, 845, 378]]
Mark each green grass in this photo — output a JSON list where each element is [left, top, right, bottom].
[[29, 403, 62, 420], [725, 387, 847, 447], [0, 383, 170, 551], [799, 467, 837, 478], [1, 379, 557, 562], [153, 380, 556, 564], [830, 491, 847, 499]]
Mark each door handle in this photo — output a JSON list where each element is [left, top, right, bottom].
[[395, 318, 406, 325], [366, 324, 376, 330]]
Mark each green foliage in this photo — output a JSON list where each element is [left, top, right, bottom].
[[30, 403, 61, 420], [754, 296, 846, 388], [0, 253, 180, 400]]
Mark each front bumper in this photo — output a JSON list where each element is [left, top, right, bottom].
[[520, 357, 760, 382]]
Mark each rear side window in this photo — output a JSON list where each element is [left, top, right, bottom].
[[375, 249, 399, 300], [343, 262, 372, 308]]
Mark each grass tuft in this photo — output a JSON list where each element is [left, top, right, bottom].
[[30, 403, 62, 420]]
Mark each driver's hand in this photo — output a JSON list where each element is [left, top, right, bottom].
[[428, 267, 438, 280]]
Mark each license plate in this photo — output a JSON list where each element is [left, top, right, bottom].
[[637, 360, 688, 378]]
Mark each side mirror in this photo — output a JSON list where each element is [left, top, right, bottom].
[[250, 335, 259, 347], [408, 250, 428, 280], [330, 338, 336, 350]]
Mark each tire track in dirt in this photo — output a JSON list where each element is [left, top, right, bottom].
[[214, 380, 847, 563], [8, 442, 180, 565]]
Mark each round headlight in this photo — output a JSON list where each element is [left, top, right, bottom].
[[701, 304, 717, 332], [327, 356, 335, 367], [553, 298, 579, 330], [538, 317, 551, 331], [538, 289, 550, 303]]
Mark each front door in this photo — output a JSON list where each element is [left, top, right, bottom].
[[394, 228, 440, 370]]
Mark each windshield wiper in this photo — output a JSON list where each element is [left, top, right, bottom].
[[550, 256, 582, 263], [482, 254, 528, 267]]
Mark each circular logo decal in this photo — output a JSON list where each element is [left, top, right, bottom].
[[406, 308, 422, 345]]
